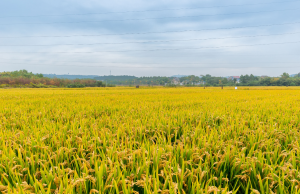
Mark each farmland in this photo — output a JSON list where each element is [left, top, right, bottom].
[[0, 87, 300, 193]]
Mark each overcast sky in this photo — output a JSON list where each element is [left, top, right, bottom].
[[0, 0, 299, 77]]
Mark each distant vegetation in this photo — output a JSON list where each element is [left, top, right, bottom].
[[239, 73, 300, 86], [180, 73, 300, 87], [2, 70, 300, 88], [43, 74, 98, 80], [96, 73, 300, 87], [95, 75, 171, 86], [94, 75, 137, 81], [0, 69, 44, 78], [0, 70, 114, 88]]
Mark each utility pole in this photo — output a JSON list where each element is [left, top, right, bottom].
[[219, 80, 223, 89]]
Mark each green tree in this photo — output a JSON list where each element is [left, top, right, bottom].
[[281, 72, 290, 79]]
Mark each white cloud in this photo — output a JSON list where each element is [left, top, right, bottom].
[[0, 0, 299, 76]]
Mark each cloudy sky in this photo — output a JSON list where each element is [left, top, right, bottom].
[[0, 0, 299, 77]]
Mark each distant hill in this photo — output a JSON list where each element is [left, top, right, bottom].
[[94, 75, 137, 81], [171, 75, 188, 78], [43, 74, 98, 79]]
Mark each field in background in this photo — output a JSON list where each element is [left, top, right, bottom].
[[1, 87, 300, 193]]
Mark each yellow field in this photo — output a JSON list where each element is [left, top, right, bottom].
[[0, 87, 300, 193]]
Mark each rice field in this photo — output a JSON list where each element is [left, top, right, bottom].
[[0, 87, 300, 193]]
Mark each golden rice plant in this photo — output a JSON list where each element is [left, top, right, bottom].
[[0, 87, 300, 193]]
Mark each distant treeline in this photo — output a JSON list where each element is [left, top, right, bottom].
[[95, 75, 137, 81], [0, 70, 114, 88], [107, 73, 300, 87], [2, 70, 300, 88], [182, 73, 300, 86], [238, 73, 300, 86], [95, 75, 171, 86], [43, 74, 98, 80]]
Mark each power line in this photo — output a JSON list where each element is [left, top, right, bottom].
[[2, 63, 299, 69], [1, 8, 299, 25], [1, 31, 300, 47], [0, 53, 299, 65], [1, 0, 299, 18], [1, 21, 299, 38], [1, 41, 300, 53], [1, 53, 299, 65], [1, 61, 299, 65]]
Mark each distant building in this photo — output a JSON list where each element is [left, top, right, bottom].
[[227, 76, 240, 83], [171, 78, 180, 85], [260, 75, 269, 79]]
